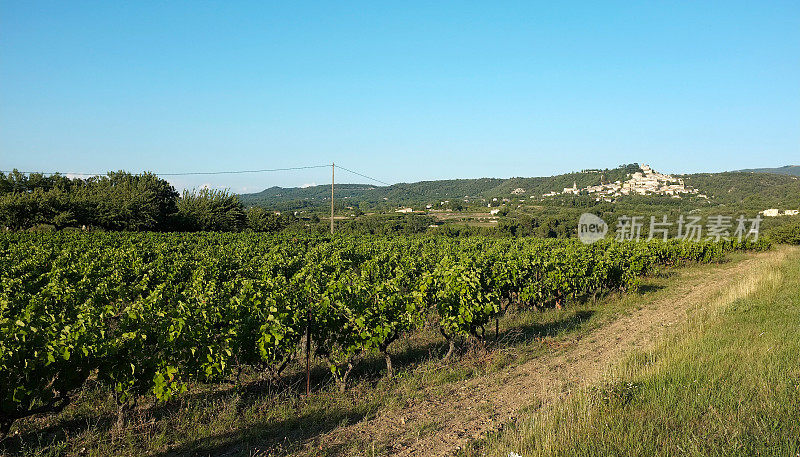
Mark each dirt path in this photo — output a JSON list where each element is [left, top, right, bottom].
[[305, 249, 789, 457]]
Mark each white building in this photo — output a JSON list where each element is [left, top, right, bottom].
[[562, 181, 579, 194], [395, 207, 413, 213]]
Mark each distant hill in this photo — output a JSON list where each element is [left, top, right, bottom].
[[239, 163, 800, 211], [239, 164, 641, 209], [735, 165, 800, 177], [681, 172, 800, 209]]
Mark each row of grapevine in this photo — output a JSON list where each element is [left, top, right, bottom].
[[0, 232, 769, 435]]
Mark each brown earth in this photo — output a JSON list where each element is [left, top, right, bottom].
[[300, 248, 790, 457]]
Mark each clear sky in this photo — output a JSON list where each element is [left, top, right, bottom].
[[2, 1, 799, 192]]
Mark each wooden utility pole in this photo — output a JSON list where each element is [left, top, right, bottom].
[[305, 306, 311, 396], [330, 163, 335, 234]]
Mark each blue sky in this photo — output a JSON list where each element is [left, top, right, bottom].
[[2, 1, 799, 192]]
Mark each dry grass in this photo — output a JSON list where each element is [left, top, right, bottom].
[[462, 247, 800, 457]]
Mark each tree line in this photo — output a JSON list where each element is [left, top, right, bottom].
[[0, 170, 293, 232]]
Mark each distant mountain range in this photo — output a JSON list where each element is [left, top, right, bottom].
[[735, 165, 800, 177], [239, 164, 640, 208], [238, 164, 800, 211]]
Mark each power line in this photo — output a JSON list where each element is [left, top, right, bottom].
[[3, 161, 461, 207], [338, 164, 453, 206], [1, 163, 398, 188], [161, 165, 332, 176], [335, 165, 392, 186], [2, 162, 410, 194], [0, 164, 332, 177], [0, 170, 102, 177]]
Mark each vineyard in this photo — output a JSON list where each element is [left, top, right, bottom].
[[0, 232, 769, 437]]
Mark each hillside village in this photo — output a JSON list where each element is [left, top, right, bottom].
[[238, 163, 800, 223], [540, 164, 702, 201]]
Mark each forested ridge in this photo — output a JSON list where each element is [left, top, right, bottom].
[[239, 164, 800, 211], [2, 166, 799, 243], [239, 164, 643, 208]]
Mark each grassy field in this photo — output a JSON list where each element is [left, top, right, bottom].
[[462, 247, 800, 457]]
